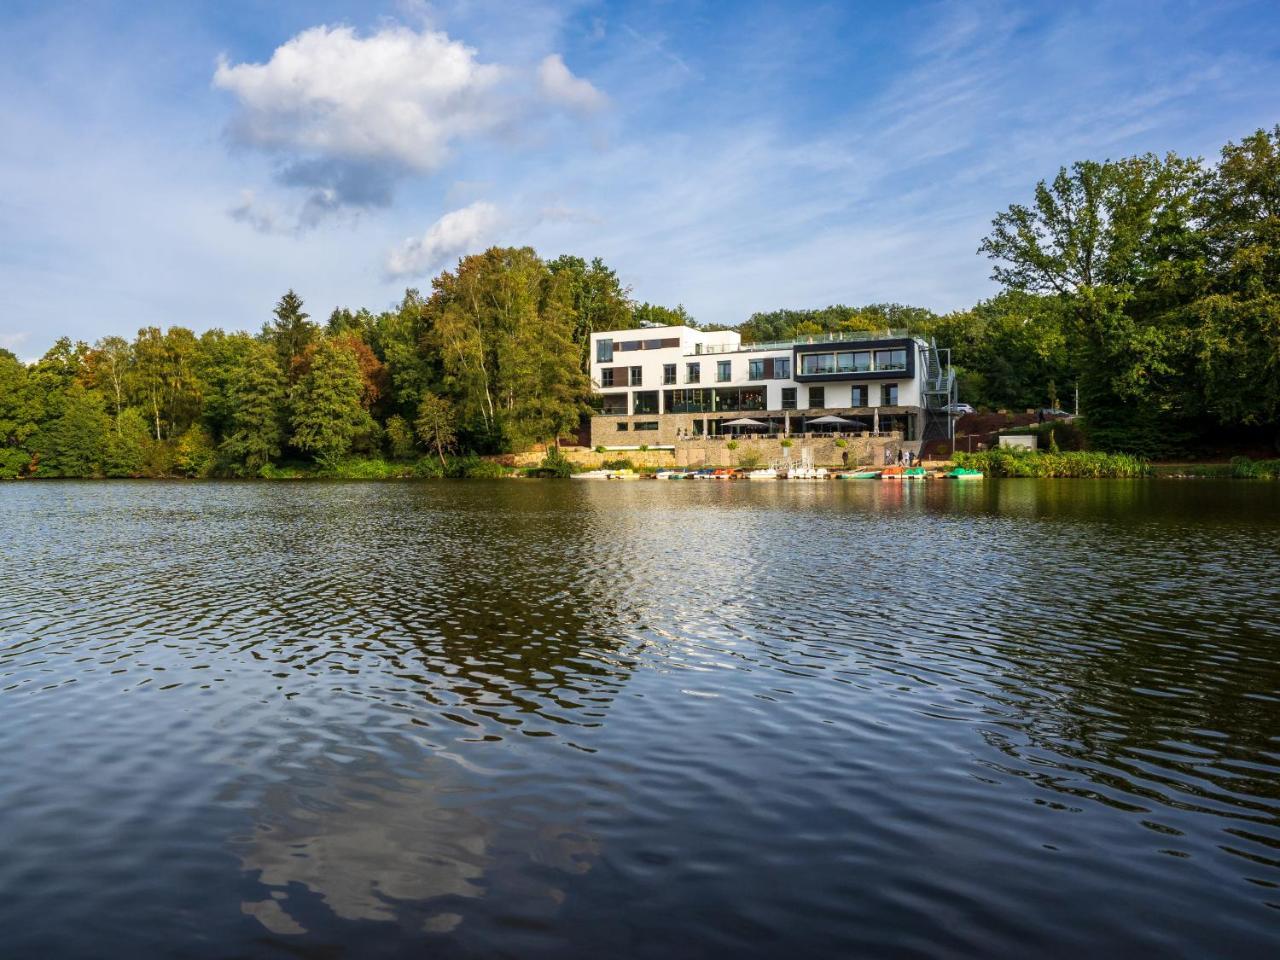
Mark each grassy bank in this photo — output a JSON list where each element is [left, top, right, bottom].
[[1154, 457, 1280, 479], [954, 448, 1152, 478]]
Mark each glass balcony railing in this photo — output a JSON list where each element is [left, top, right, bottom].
[[693, 329, 908, 355]]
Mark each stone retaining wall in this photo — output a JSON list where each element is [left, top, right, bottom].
[[508, 436, 919, 470]]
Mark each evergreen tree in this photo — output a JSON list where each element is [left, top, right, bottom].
[[288, 338, 369, 462], [220, 340, 286, 475], [263, 289, 316, 377]]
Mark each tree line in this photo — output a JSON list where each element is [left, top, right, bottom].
[[741, 127, 1280, 457], [1, 127, 1277, 477]]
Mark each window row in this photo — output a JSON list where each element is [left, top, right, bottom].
[[602, 383, 898, 415], [799, 348, 907, 376], [595, 337, 680, 362]]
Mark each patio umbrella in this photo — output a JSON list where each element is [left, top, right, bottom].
[[806, 414, 856, 425], [721, 417, 769, 433]]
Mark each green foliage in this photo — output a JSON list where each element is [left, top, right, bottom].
[[736, 449, 763, 470], [263, 289, 316, 375], [36, 383, 109, 477], [834, 438, 847, 448], [534, 446, 574, 478], [602, 457, 635, 470], [289, 338, 370, 462], [104, 407, 153, 477], [174, 425, 217, 478], [255, 462, 306, 480], [632, 302, 695, 328], [384, 414, 417, 460], [0, 447, 28, 479], [780, 438, 793, 448], [312, 456, 421, 479], [1229, 456, 1280, 479], [954, 448, 1151, 478], [738, 303, 936, 343], [444, 454, 509, 479], [414, 390, 457, 464], [977, 133, 1280, 454], [219, 340, 286, 476], [547, 254, 633, 371], [1004, 419, 1088, 451], [594, 444, 606, 453], [725, 440, 739, 450]]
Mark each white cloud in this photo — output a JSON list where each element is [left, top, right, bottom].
[[213, 25, 607, 225], [214, 25, 505, 175], [385, 201, 504, 278], [537, 54, 606, 113]]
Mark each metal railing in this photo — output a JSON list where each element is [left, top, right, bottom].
[[693, 329, 909, 355]]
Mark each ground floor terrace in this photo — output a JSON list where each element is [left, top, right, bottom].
[[590, 407, 922, 449]]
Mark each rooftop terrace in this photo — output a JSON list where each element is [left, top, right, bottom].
[[694, 329, 910, 355]]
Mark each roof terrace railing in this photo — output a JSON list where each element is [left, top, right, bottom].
[[693, 329, 909, 354]]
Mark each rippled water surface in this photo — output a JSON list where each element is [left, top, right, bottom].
[[2, 479, 1279, 958]]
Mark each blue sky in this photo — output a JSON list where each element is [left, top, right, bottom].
[[1, 0, 1277, 359]]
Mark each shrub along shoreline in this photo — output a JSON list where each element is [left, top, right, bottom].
[[9, 452, 1280, 481]]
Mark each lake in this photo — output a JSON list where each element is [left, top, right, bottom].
[[1, 479, 1278, 958]]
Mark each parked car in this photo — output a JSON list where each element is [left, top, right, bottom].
[[945, 403, 976, 415], [1038, 408, 1071, 418]]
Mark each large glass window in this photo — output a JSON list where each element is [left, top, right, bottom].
[[601, 394, 628, 415], [596, 339, 613, 362], [686, 362, 701, 383], [600, 368, 615, 387], [714, 387, 766, 412], [633, 391, 659, 414], [616, 422, 629, 431], [665, 389, 714, 413], [748, 359, 765, 380], [875, 349, 907, 371], [800, 353, 836, 375], [629, 366, 643, 386], [781, 387, 797, 410], [774, 357, 791, 378], [836, 352, 855, 373], [808, 386, 825, 408], [633, 421, 659, 431], [880, 383, 899, 406], [853, 351, 872, 372], [663, 363, 677, 385], [717, 360, 732, 382], [850, 385, 868, 407]]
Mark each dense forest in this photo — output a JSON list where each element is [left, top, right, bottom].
[[1, 127, 1277, 477]]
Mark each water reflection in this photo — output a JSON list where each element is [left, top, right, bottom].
[[1, 479, 1279, 957]]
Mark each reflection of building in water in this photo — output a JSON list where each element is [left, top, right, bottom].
[[237, 747, 598, 938]]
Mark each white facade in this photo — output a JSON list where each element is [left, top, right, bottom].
[[589, 325, 928, 417]]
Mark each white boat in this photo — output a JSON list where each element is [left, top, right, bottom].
[[746, 467, 778, 480], [786, 466, 828, 480], [572, 468, 638, 480]]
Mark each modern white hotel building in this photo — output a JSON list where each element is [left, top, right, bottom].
[[588, 325, 954, 449]]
